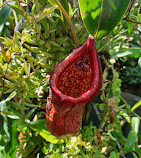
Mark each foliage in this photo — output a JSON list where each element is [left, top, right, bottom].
[[0, 0, 141, 158], [79, 0, 130, 39]]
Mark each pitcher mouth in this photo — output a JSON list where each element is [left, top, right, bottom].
[[49, 36, 102, 105]]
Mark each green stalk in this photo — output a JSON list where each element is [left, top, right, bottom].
[[55, 0, 78, 47]]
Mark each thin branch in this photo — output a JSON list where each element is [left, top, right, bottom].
[[124, 0, 135, 19], [120, 95, 129, 105], [55, 0, 78, 47], [123, 18, 141, 24], [0, 1, 10, 8], [0, 0, 29, 8], [98, 96, 108, 130], [122, 0, 140, 24]]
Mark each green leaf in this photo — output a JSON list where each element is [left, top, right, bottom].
[[110, 151, 118, 158], [36, 5, 58, 22], [134, 146, 141, 156], [0, 23, 4, 33], [19, 20, 32, 30], [138, 57, 141, 68], [131, 100, 141, 112], [0, 101, 10, 137], [14, 31, 22, 39], [0, 150, 4, 158], [48, 40, 60, 47], [110, 131, 126, 145], [23, 43, 42, 54], [25, 107, 37, 119], [131, 117, 140, 134], [78, 0, 130, 40], [118, 110, 130, 123], [0, 66, 4, 75], [4, 120, 18, 158], [25, 103, 38, 107], [48, 0, 57, 5], [11, 102, 28, 111], [24, 60, 28, 75], [0, 4, 12, 25], [124, 131, 137, 153], [9, 107, 21, 118], [5, 91, 17, 102], [0, 101, 7, 112], [28, 119, 64, 144], [7, 4, 31, 20], [0, 2, 16, 25], [111, 47, 141, 59]]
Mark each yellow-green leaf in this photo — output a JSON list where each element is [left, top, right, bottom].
[[6, 72, 20, 80], [24, 43, 42, 54], [131, 100, 141, 111], [28, 119, 64, 144], [48, 0, 57, 5], [24, 60, 28, 75], [7, 4, 32, 20], [36, 5, 58, 22], [1, 45, 11, 62]]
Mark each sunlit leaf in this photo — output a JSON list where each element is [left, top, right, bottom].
[[7, 4, 32, 20], [14, 31, 22, 39], [24, 60, 28, 75], [6, 72, 20, 80], [131, 100, 141, 112], [48, 0, 57, 5], [117, 110, 130, 123], [111, 47, 141, 59], [0, 23, 4, 33], [0, 66, 4, 75], [23, 43, 42, 54], [28, 119, 64, 144], [78, 0, 130, 40], [138, 57, 141, 68], [4, 37, 14, 47], [36, 5, 58, 22], [5, 91, 17, 102], [1, 44, 11, 62], [131, 117, 140, 134]]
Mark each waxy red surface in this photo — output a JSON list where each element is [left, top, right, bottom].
[[46, 36, 102, 137]]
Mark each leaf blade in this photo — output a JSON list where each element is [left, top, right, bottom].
[[78, 0, 130, 39], [28, 119, 64, 144]]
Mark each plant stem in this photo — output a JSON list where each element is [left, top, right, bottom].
[[55, 0, 78, 47], [124, 0, 135, 19], [94, 0, 103, 38], [123, 19, 141, 24], [120, 95, 129, 105], [98, 97, 108, 130]]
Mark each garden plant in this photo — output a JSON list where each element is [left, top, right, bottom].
[[0, 0, 141, 158]]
